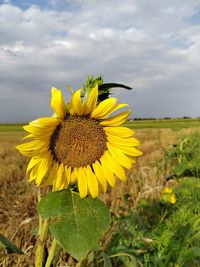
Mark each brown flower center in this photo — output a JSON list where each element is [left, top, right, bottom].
[[50, 116, 107, 167]]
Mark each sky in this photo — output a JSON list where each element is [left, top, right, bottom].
[[0, 0, 200, 122]]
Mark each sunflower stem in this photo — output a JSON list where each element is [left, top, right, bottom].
[[38, 189, 42, 236], [35, 189, 49, 267], [51, 242, 63, 267], [35, 219, 49, 267], [44, 238, 57, 267]]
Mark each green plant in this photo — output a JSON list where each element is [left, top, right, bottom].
[[103, 178, 200, 267], [164, 133, 200, 178]]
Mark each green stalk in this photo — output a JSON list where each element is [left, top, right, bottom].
[[44, 239, 57, 267], [35, 219, 49, 267], [38, 189, 42, 236], [35, 189, 49, 267]]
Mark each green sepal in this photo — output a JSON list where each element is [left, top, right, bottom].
[[83, 75, 132, 102]]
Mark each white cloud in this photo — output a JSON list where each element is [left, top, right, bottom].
[[0, 0, 200, 121]]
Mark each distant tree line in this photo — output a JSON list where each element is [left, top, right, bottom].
[[127, 116, 200, 121]]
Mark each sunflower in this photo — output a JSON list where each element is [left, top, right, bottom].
[[16, 83, 142, 198]]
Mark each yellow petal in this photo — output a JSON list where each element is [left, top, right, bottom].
[[104, 151, 126, 181], [84, 83, 98, 114], [53, 163, 64, 191], [100, 111, 131, 126], [107, 103, 129, 116], [107, 142, 133, 169], [91, 98, 117, 119], [64, 166, 71, 186], [51, 87, 66, 119], [43, 162, 58, 187], [96, 103, 129, 120], [16, 140, 48, 156], [70, 167, 78, 184], [77, 167, 88, 198], [26, 156, 41, 174], [56, 166, 70, 190], [17, 149, 42, 157], [100, 154, 116, 187], [92, 160, 107, 192], [29, 164, 39, 182], [35, 152, 52, 186], [30, 117, 60, 127], [70, 89, 84, 116], [107, 135, 140, 147], [104, 126, 134, 138], [58, 174, 68, 190], [23, 134, 34, 140], [23, 124, 55, 137], [116, 145, 143, 157], [16, 140, 46, 150], [85, 165, 98, 198]]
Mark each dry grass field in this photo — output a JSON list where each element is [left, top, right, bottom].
[[0, 123, 199, 266]]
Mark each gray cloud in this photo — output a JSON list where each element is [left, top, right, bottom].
[[0, 0, 200, 122]]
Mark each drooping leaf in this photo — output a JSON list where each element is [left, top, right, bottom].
[[0, 233, 24, 255], [38, 190, 111, 261]]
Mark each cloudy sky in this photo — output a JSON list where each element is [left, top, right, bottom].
[[0, 0, 200, 122]]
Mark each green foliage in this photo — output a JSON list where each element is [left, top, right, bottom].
[[125, 119, 200, 129], [0, 233, 24, 255], [104, 178, 200, 267], [0, 124, 23, 132], [164, 133, 200, 178], [38, 189, 111, 261]]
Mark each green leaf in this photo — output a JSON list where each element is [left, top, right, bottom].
[[38, 190, 111, 261], [102, 252, 113, 267], [0, 233, 24, 255]]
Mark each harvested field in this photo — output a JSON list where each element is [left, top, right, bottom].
[[0, 123, 199, 266]]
